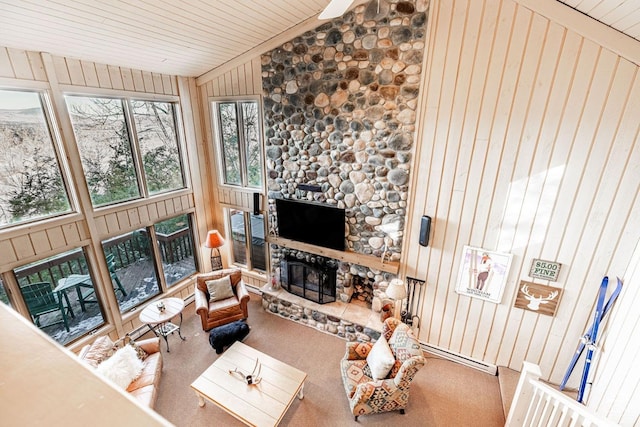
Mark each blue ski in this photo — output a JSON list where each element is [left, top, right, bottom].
[[559, 276, 623, 394], [576, 276, 608, 402]]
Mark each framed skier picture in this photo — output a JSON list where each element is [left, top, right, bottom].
[[455, 245, 513, 304]]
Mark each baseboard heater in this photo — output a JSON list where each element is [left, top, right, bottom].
[[420, 342, 497, 375]]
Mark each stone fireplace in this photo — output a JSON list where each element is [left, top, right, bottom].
[[261, 0, 428, 327]]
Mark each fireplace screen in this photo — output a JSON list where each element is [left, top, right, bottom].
[[280, 256, 336, 304]]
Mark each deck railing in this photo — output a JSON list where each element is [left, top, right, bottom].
[[505, 362, 619, 427], [15, 228, 194, 288], [156, 228, 194, 264]]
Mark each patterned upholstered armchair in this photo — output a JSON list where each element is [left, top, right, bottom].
[[340, 317, 425, 421]]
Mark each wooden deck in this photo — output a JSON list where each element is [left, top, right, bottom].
[[37, 256, 195, 345]]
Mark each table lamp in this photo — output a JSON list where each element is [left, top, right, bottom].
[[386, 278, 407, 320], [204, 229, 225, 271]]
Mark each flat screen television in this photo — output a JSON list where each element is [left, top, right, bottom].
[[275, 198, 345, 251]]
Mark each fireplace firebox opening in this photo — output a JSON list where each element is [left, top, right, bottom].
[[280, 254, 337, 304]]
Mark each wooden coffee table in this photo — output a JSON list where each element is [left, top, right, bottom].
[[191, 341, 307, 427]]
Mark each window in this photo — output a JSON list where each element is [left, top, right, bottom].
[[102, 218, 198, 311], [0, 277, 10, 307], [102, 229, 160, 313], [213, 100, 262, 188], [13, 248, 106, 345], [155, 214, 197, 286], [229, 209, 266, 271], [0, 89, 71, 227], [66, 95, 185, 207], [132, 100, 185, 195]]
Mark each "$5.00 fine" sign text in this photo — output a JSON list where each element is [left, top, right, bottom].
[[529, 259, 561, 281]]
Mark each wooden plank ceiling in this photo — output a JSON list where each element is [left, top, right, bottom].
[[0, 0, 638, 78]]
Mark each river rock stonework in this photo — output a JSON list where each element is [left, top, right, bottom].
[[261, 292, 381, 342], [262, 0, 428, 263]]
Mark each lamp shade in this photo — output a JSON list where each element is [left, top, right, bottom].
[[386, 278, 407, 300], [204, 230, 225, 249]]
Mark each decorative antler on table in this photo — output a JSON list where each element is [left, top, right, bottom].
[[229, 358, 262, 385]]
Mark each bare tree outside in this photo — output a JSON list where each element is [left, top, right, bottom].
[[215, 100, 262, 188], [218, 102, 241, 185], [242, 101, 262, 188], [132, 100, 184, 194], [0, 89, 71, 226], [66, 96, 185, 206], [66, 96, 140, 206]]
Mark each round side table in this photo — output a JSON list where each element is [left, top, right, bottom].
[[139, 297, 186, 352]]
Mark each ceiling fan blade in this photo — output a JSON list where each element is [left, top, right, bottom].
[[318, 0, 355, 20]]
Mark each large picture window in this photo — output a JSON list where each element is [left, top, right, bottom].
[[0, 89, 71, 227], [66, 95, 185, 207], [13, 248, 106, 346], [213, 100, 262, 188], [102, 229, 160, 313], [132, 100, 185, 195]]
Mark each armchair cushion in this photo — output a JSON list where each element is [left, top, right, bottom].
[[206, 276, 234, 302], [366, 336, 395, 380]]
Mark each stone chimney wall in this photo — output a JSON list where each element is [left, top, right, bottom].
[[262, 0, 428, 292]]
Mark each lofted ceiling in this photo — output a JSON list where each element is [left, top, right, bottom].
[[0, 0, 639, 78]]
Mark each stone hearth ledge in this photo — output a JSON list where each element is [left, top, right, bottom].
[[260, 285, 383, 342]]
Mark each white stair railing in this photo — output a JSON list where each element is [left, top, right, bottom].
[[505, 362, 619, 427]]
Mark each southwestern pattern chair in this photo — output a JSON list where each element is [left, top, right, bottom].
[[194, 268, 250, 331], [340, 317, 425, 421]]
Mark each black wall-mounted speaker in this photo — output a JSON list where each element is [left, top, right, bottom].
[[253, 193, 260, 215], [419, 215, 431, 247]]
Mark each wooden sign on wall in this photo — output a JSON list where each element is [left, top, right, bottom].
[[529, 259, 562, 281], [514, 281, 562, 317]]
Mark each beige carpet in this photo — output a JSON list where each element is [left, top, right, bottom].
[[153, 293, 505, 427]]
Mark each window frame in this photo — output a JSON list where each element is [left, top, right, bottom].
[[64, 90, 189, 209], [0, 85, 77, 229], [10, 245, 107, 346], [210, 96, 265, 190], [225, 207, 267, 273]]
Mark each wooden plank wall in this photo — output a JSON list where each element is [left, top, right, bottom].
[[93, 193, 195, 237], [198, 56, 263, 215], [197, 57, 265, 278], [200, 57, 262, 98], [0, 46, 192, 273], [405, 0, 640, 402], [194, 5, 640, 411], [588, 242, 640, 425]]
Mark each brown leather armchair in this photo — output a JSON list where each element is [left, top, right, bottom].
[[194, 268, 250, 331]]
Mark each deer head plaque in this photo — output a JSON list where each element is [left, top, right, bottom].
[[514, 281, 562, 316]]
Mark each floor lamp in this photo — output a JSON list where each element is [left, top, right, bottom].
[[386, 278, 407, 320], [204, 230, 225, 271]]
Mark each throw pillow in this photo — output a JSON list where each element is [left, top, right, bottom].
[[82, 335, 117, 368], [206, 276, 235, 302], [366, 336, 395, 380], [95, 345, 144, 389], [129, 340, 148, 360], [389, 324, 423, 362]]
